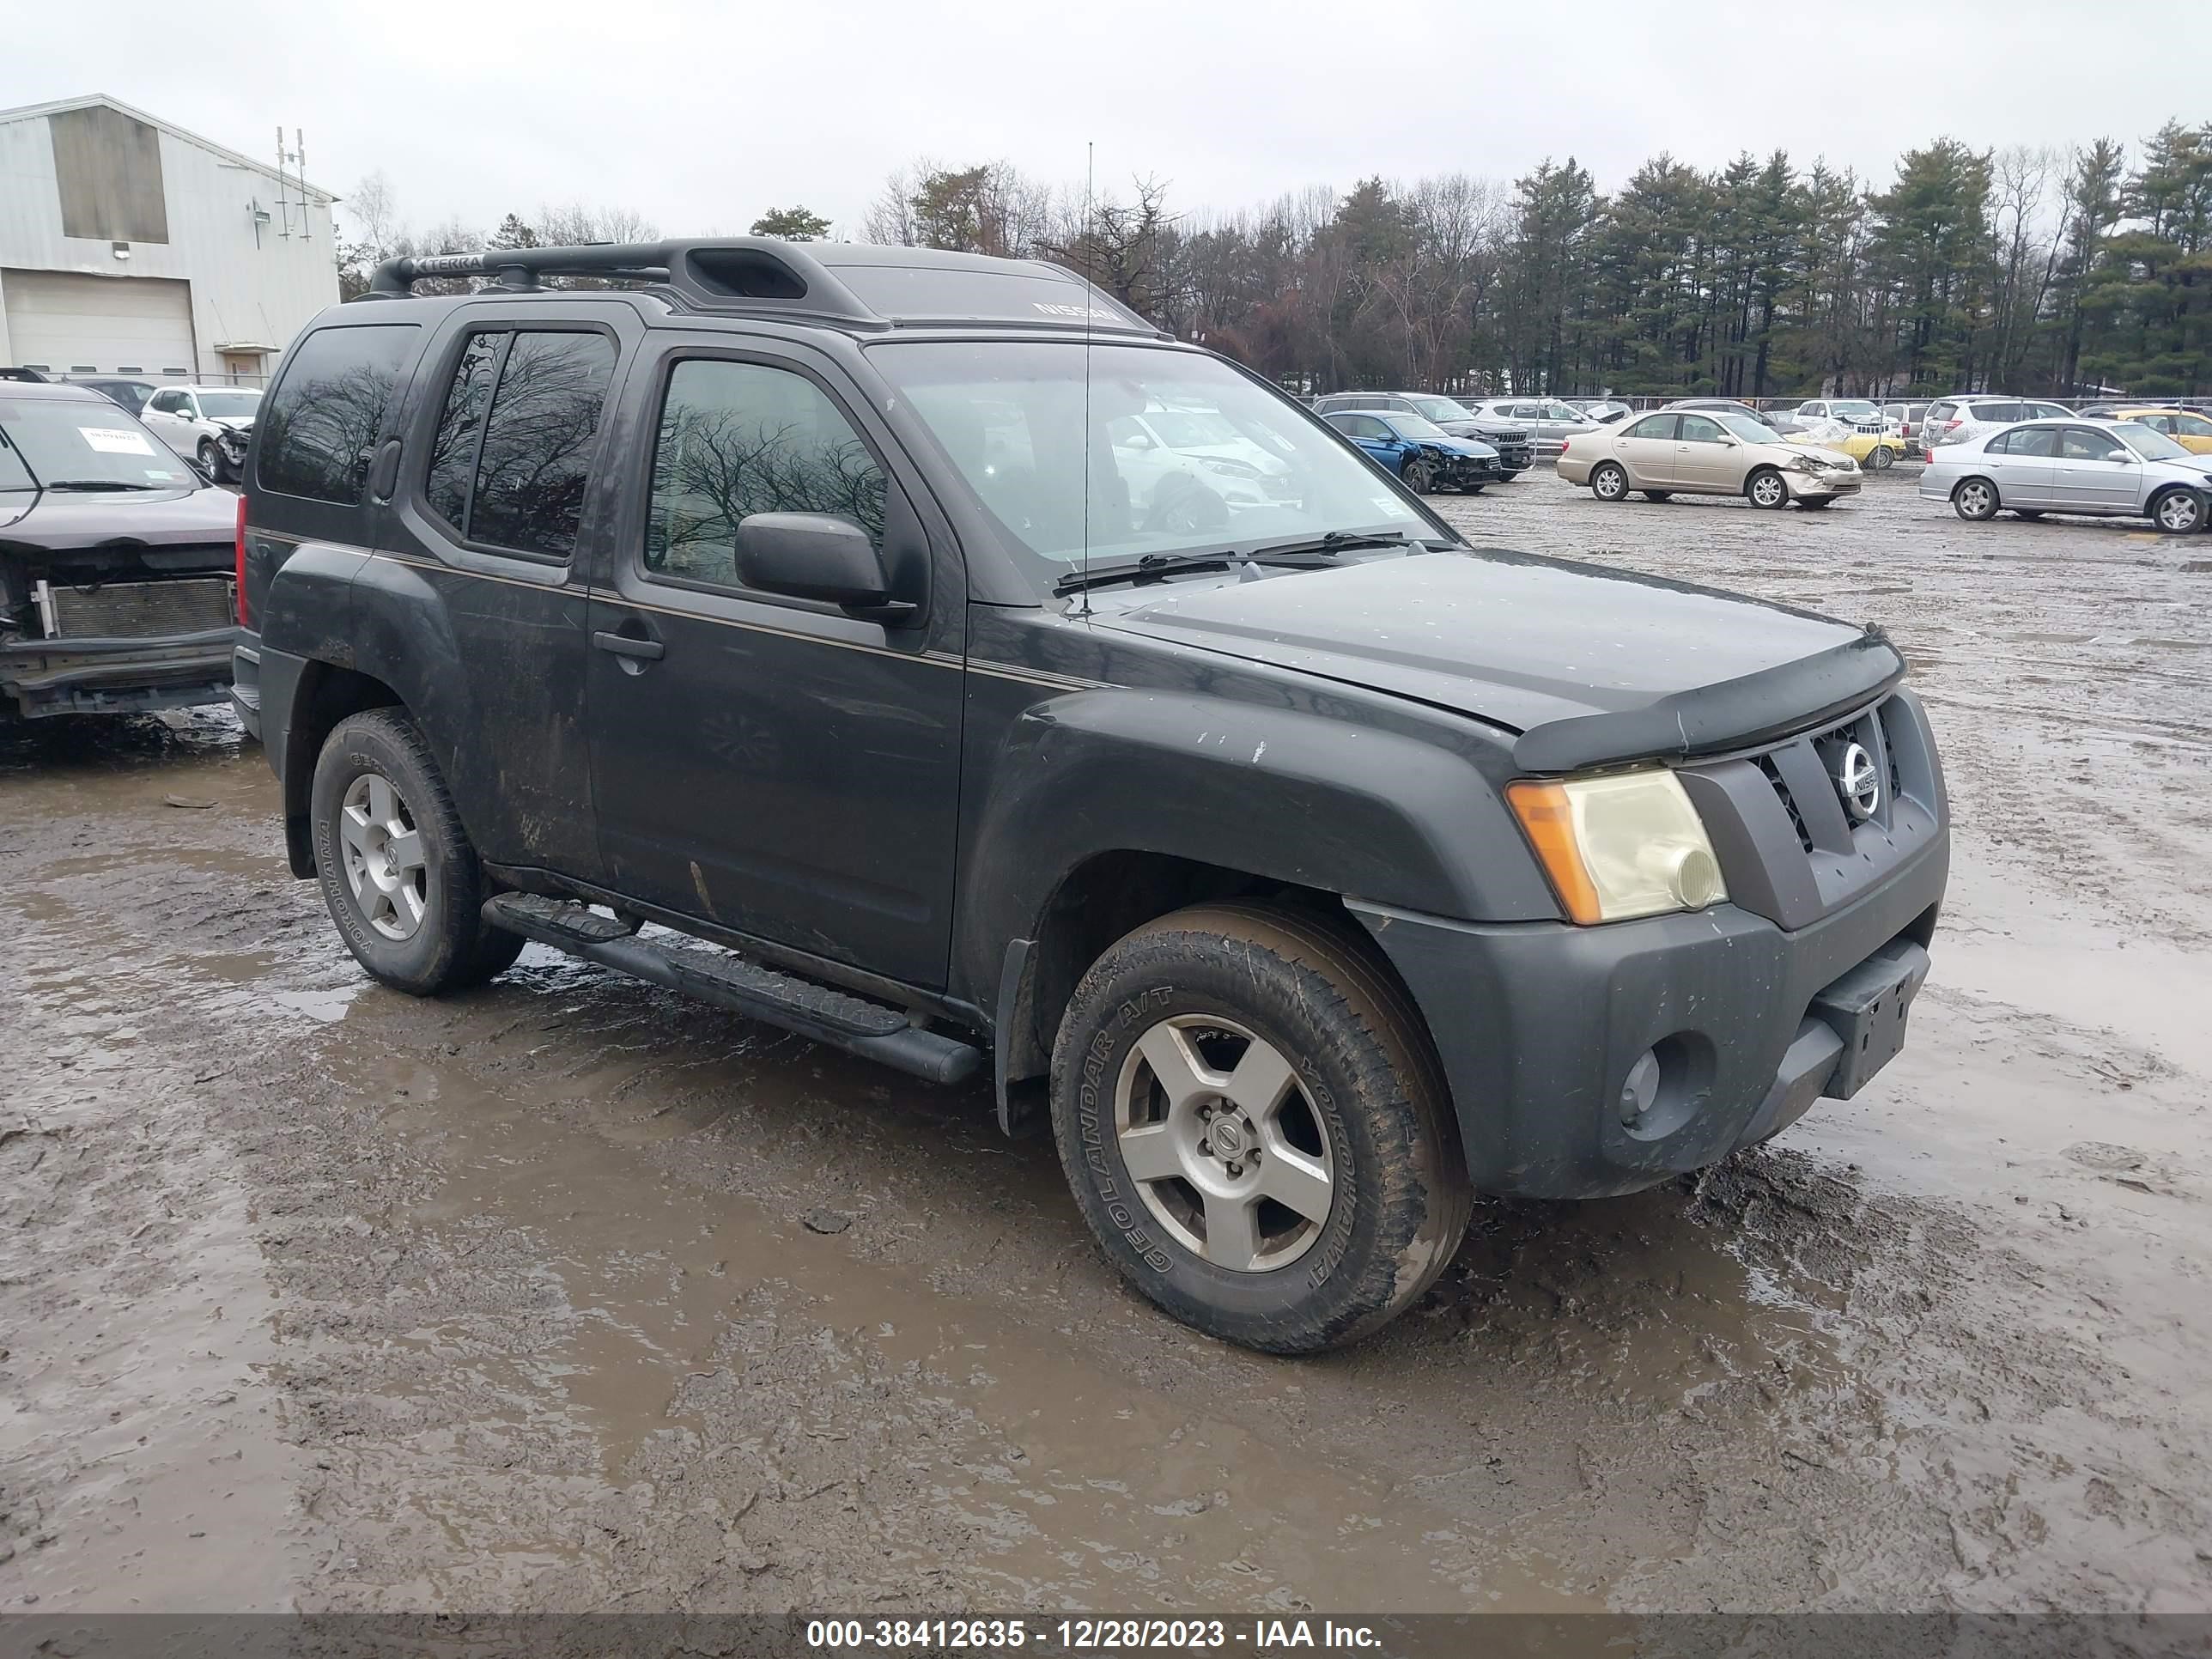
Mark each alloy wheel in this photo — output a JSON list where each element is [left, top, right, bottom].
[[1750, 472, 1787, 507], [2155, 491, 2202, 533], [338, 771, 428, 941], [1114, 1014, 1337, 1273]]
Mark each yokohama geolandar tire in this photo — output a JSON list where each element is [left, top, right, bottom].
[[1049, 902, 1474, 1354], [310, 708, 525, 996]]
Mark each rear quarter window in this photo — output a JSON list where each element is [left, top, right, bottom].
[[256, 325, 419, 505]]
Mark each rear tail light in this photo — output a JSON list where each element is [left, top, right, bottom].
[[1924, 448, 1936, 464], [234, 491, 249, 628], [1559, 439, 1571, 454]]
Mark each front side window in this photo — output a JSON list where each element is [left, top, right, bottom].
[[258, 325, 418, 506], [2112, 423, 2188, 461], [2063, 427, 2123, 461], [422, 329, 617, 558], [645, 358, 887, 590], [2178, 413, 2212, 437], [1334, 414, 1390, 441], [871, 339, 1437, 576], [150, 390, 185, 414], [1677, 415, 1725, 443]]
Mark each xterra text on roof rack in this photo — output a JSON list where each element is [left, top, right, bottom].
[[237, 239, 1948, 1352]]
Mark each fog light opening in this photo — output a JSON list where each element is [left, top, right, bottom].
[[1620, 1049, 1662, 1127]]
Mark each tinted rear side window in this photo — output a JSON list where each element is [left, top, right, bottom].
[[423, 330, 617, 558], [257, 325, 417, 505]]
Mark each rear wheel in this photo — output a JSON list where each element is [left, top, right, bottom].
[[311, 709, 525, 995], [2150, 487, 2204, 534], [1867, 444, 1896, 471], [1746, 469, 1790, 509], [1590, 462, 1629, 502], [1050, 902, 1472, 1354], [1952, 477, 2000, 521]]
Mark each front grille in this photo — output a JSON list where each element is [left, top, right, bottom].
[[1487, 428, 1529, 444], [47, 578, 234, 639], [1759, 754, 1814, 852]]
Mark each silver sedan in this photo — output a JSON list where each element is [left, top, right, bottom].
[[1918, 419, 2209, 533]]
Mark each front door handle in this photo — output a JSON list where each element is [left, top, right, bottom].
[[592, 630, 665, 661]]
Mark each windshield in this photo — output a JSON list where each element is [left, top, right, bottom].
[[1831, 401, 1882, 422], [197, 390, 262, 419], [1378, 412, 1450, 441], [2114, 422, 2190, 461], [0, 395, 194, 490], [1403, 395, 1471, 422], [1717, 414, 1775, 444], [869, 341, 1436, 572]]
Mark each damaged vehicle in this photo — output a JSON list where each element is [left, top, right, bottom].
[[240, 239, 1949, 1354], [140, 385, 262, 484], [1, 380, 241, 720]]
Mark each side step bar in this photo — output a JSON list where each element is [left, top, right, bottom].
[[483, 893, 982, 1085]]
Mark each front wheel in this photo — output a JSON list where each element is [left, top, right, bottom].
[[1590, 462, 1630, 502], [1401, 456, 1437, 494], [1953, 477, 2000, 521], [310, 708, 526, 995], [1747, 469, 1790, 509], [2151, 487, 2204, 534], [1050, 902, 1472, 1354], [198, 438, 230, 483]]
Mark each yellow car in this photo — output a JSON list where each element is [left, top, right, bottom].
[[1785, 418, 1911, 471], [2107, 406, 2212, 453]]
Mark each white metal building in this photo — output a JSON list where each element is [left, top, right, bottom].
[[0, 94, 337, 386]]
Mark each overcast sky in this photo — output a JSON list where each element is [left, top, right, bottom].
[[7, 2, 2205, 242]]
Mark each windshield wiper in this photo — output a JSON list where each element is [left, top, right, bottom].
[[1053, 551, 1244, 596], [1249, 530, 1443, 558], [40, 479, 162, 491]]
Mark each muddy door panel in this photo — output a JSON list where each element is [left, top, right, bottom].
[[368, 309, 637, 879], [584, 345, 964, 989]]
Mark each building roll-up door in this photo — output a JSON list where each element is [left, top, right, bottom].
[[2, 270, 196, 377]]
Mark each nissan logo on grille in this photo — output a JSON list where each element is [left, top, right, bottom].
[[1834, 742, 1881, 821]]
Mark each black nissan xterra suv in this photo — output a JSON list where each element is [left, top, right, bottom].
[[238, 240, 1948, 1353]]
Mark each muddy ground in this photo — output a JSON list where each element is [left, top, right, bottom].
[[3, 465, 2209, 1623]]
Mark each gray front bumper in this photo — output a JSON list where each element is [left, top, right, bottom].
[[1349, 828, 1948, 1200]]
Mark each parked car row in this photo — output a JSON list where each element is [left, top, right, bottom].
[[0, 367, 260, 483]]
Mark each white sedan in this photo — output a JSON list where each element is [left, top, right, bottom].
[[1917, 418, 2208, 532]]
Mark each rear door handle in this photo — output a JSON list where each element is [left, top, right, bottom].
[[592, 630, 664, 661]]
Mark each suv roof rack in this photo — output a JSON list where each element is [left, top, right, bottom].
[[359, 238, 1167, 338]]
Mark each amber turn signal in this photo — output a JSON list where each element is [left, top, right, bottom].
[[1505, 779, 1602, 925]]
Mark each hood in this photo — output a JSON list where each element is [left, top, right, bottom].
[[1097, 549, 1905, 770], [0, 483, 235, 547], [1422, 434, 1498, 459]]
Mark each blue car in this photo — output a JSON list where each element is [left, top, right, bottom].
[[1321, 409, 1503, 493]]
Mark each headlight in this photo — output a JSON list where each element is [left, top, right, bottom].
[[1506, 769, 1728, 924], [1201, 457, 1261, 480]]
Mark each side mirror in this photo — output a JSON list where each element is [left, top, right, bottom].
[[1123, 432, 1155, 451], [2106, 449, 2133, 465], [734, 513, 911, 619]]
